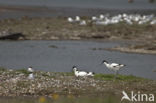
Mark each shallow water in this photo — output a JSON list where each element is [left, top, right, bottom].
[[0, 0, 156, 19], [0, 0, 156, 9], [0, 40, 155, 80]]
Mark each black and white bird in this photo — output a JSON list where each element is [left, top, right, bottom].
[[72, 66, 94, 77], [101, 60, 126, 78], [28, 73, 34, 79], [27, 67, 34, 73], [27, 67, 34, 79], [87, 72, 94, 76]]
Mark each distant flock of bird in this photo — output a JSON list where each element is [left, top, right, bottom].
[[67, 14, 156, 26], [27, 60, 126, 79]]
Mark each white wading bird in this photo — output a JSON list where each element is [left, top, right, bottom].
[[28, 73, 34, 79], [27, 67, 34, 79], [87, 72, 94, 76], [101, 60, 126, 78], [75, 16, 80, 22], [27, 66, 34, 73], [72, 66, 94, 77], [67, 17, 74, 23], [79, 20, 87, 25]]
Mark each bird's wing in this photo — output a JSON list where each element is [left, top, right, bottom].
[[111, 63, 120, 67], [78, 72, 88, 76], [79, 71, 88, 74]]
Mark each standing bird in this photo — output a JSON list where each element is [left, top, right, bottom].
[[101, 60, 126, 79], [27, 66, 34, 73], [67, 17, 74, 23], [75, 16, 80, 22], [79, 20, 87, 25], [27, 67, 34, 79]]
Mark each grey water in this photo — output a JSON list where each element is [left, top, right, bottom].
[[0, 0, 156, 19], [0, 40, 155, 80], [0, 0, 156, 9]]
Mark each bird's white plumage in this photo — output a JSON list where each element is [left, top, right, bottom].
[[103, 61, 125, 71], [79, 20, 87, 25], [99, 14, 104, 20], [28, 73, 34, 79], [67, 17, 74, 23], [28, 67, 34, 73], [92, 16, 97, 21], [73, 67, 88, 77], [67, 14, 156, 26], [87, 72, 94, 76], [102, 60, 125, 79], [73, 66, 94, 77], [75, 16, 80, 22]]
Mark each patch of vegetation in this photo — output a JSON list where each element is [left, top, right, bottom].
[[94, 74, 145, 81], [0, 67, 7, 75], [56, 72, 74, 76], [0, 67, 7, 71], [16, 69, 30, 75]]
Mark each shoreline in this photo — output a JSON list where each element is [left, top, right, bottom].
[[0, 68, 156, 97]]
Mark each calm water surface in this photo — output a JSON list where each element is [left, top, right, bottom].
[[0, 40, 155, 80], [0, 0, 156, 19], [0, 0, 156, 9]]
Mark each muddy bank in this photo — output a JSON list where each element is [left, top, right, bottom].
[[0, 17, 156, 40], [0, 68, 156, 97], [91, 41, 156, 54], [0, 17, 156, 54], [105, 44, 156, 54]]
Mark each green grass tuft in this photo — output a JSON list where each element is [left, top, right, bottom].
[[94, 74, 145, 81], [0, 67, 7, 71], [16, 69, 30, 75]]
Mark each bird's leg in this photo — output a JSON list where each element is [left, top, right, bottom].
[[116, 70, 119, 79], [114, 70, 118, 80]]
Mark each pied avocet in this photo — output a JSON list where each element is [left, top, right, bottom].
[[101, 60, 126, 78], [27, 67, 34, 79], [72, 66, 94, 77], [28, 73, 34, 79], [27, 67, 34, 73], [87, 72, 94, 76]]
